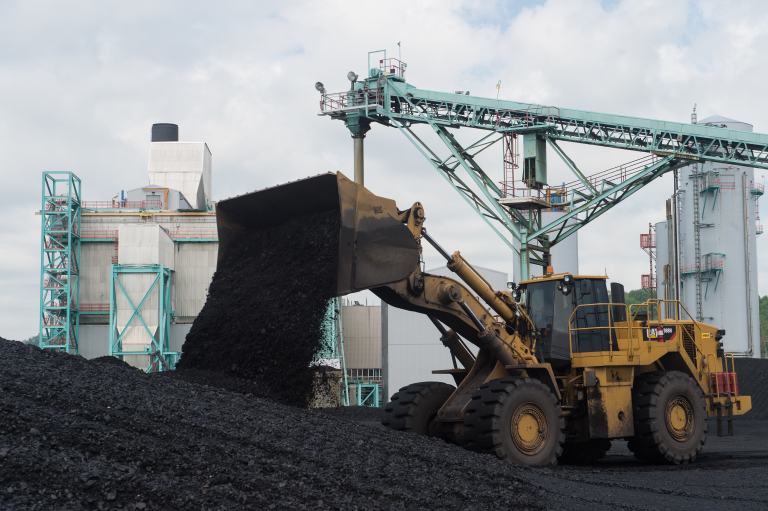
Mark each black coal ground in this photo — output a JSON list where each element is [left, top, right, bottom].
[[735, 358, 768, 419], [2, 339, 768, 510], [176, 210, 339, 408], [0, 339, 543, 510]]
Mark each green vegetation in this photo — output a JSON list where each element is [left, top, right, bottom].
[[624, 288, 656, 305]]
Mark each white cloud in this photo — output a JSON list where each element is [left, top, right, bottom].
[[0, 0, 766, 339]]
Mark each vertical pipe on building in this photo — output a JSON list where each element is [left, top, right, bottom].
[[671, 174, 682, 320], [741, 173, 754, 356], [672, 171, 680, 301], [381, 302, 389, 402], [664, 200, 675, 317]]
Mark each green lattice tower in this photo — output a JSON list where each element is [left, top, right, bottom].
[[355, 383, 381, 407], [109, 264, 179, 372], [39, 171, 81, 353]]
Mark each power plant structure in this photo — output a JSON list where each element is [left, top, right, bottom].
[[14, 30, 768, 507], [38, 128, 384, 402], [649, 113, 764, 357], [38, 54, 768, 400], [39, 124, 218, 371], [318, 52, 768, 369], [339, 299, 383, 406]]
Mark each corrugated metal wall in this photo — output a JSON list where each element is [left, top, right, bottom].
[[174, 244, 217, 321], [80, 323, 192, 359], [117, 225, 175, 269], [80, 243, 114, 310], [79, 325, 109, 359], [78, 211, 217, 358], [147, 142, 212, 210], [341, 305, 381, 369]]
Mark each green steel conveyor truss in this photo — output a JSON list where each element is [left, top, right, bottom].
[[39, 171, 81, 353], [109, 264, 178, 372], [318, 52, 768, 279]]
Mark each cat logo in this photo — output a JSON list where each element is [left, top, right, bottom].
[[644, 325, 677, 342]]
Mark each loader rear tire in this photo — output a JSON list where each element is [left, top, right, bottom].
[[382, 381, 455, 436], [628, 371, 707, 464], [558, 439, 611, 465], [464, 378, 564, 466]]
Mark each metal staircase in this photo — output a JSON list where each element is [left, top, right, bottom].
[[690, 164, 703, 321], [39, 172, 81, 353]]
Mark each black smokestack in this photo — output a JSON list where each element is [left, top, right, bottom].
[[151, 123, 179, 142]]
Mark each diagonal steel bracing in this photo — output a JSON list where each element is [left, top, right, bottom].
[[320, 60, 768, 278], [387, 118, 520, 253], [527, 157, 684, 243]]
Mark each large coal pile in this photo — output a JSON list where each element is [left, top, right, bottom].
[[0, 339, 543, 510], [735, 357, 768, 419], [177, 210, 339, 407]]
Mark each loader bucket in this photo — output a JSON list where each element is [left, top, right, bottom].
[[216, 172, 420, 296]]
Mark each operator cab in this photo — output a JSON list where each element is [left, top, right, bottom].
[[517, 274, 625, 369]]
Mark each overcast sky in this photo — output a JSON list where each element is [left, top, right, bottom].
[[1, 0, 766, 340]]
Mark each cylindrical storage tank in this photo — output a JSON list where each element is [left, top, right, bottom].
[[151, 123, 179, 142], [676, 115, 761, 357]]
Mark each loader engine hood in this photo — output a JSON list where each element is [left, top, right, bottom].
[[215, 172, 421, 295]]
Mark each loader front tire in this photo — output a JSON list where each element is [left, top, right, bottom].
[[382, 381, 455, 436], [464, 378, 564, 466], [628, 371, 707, 464]]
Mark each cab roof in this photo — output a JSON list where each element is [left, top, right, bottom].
[[519, 273, 608, 285]]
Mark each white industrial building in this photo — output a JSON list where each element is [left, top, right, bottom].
[[40, 122, 583, 395], [655, 115, 763, 357], [76, 123, 218, 369], [339, 301, 383, 405]]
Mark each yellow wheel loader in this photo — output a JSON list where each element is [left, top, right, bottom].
[[217, 172, 751, 466]]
